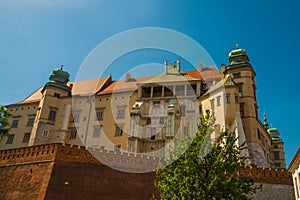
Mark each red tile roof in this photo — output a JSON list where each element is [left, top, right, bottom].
[[185, 66, 222, 81], [184, 70, 203, 80], [16, 87, 43, 105], [14, 77, 111, 105], [13, 76, 154, 105], [12, 67, 221, 105], [98, 76, 154, 95], [70, 76, 111, 96]]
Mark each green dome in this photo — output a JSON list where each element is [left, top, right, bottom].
[[228, 45, 250, 65], [228, 48, 248, 57], [46, 67, 71, 92], [49, 69, 70, 84], [267, 128, 281, 141], [268, 128, 279, 132]]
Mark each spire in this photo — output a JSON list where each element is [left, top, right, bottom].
[[263, 109, 269, 129], [236, 43, 239, 49]]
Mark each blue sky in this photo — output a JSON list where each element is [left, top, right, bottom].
[[0, 0, 299, 166]]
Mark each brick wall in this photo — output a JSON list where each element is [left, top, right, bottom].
[[0, 143, 295, 199], [45, 161, 158, 200], [0, 162, 54, 200]]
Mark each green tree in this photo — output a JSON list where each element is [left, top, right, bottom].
[[0, 105, 12, 138], [154, 111, 259, 200]]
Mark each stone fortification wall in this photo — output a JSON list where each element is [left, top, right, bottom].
[[0, 144, 294, 199]]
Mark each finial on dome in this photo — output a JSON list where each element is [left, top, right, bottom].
[[263, 109, 269, 129], [228, 44, 250, 65]]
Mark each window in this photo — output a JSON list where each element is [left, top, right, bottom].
[[153, 101, 160, 109], [95, 109, 104, 121], [70, 129, 77, 139], [153, 86, 162, 97], [151, 127, 156, 138], [48, 109, 57, 122], [114, 145, 121, 152], [199, 105, 203, 115], [159, 117, 165, 125], [257, 128, 261, 140], [54, 93, 60, 98], [150, 135, 156, 141], [142, 87, 151, 98], [183, 126, 189, 135], [146, 117, 151, 125], [239, 103, 245, 117], [115, 125, 123, 136], [226, 95, 230, 104], [164, 86, 174, 97], [6, 134, 14, 144], [93, 126, 101, 138], [73, 112, 80, 122], [187, 84, 197, 96], [210, 99, 215, 108], [235, 96, 239, 103], [42, 130, 49, 137], [22, 133, 30, 143], [117, 107, 125, 119], [216, 96, 221, 106], [273, 144, 278, 149], [180, 105, 186, 117], [11, 118, 19, 128], [274, 152, 280, 160], [27, 115, 35, 126], [237, 83, 243, 96], [150, 127, 156, 140], [100, 146, 106, 150], [274, 163, 281, 168], [233, 72, 241, 78], [175, 85, 185, 96]]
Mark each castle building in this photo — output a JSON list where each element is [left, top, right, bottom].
[[0, 47, 286, 168], [288, 147, 300, 200]]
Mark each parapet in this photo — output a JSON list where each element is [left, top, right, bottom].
[[56, 144, 162, 172], [0, 143, 162, 172], [0, 144, 58, 166], [237, 166, 293, 185], [0, 143, 294, 181]]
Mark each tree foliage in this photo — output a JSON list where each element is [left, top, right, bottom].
[[0, 105, 12, 138], [154, 111, 259, 200]]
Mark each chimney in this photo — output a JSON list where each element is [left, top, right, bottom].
[[199, 61, 204, 72], [220, 64, 226, 77], [164, 60, 168, 75], [125, 72, 132, 82], [177, 59, 181, 72], [69, 83, 73, 96]]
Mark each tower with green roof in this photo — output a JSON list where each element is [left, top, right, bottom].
[[268, 127, 286, 168], [222, 45, 277, 168], [29, 67, 72, 147], [45, 66, 71, 92]]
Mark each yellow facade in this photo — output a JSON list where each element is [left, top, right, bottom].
[[0, 47, 286, 169]]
